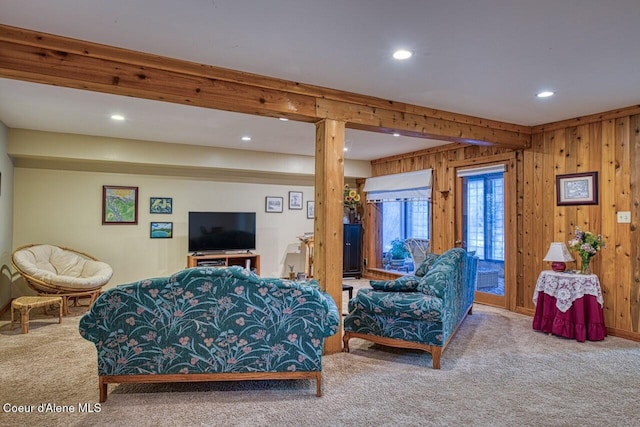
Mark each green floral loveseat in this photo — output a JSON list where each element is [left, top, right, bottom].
[[79, 266, 339, 402], [343, 248, 477, 368]]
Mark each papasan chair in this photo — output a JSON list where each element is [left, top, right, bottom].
[[11, 244, 113, 315]]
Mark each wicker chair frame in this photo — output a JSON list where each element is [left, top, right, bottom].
[[11, 244, 111, 314], [404, 238, 431, 272]]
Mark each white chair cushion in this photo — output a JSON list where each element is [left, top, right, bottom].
[[13, 245, 113, 290]]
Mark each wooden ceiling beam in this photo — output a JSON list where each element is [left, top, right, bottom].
[[0, 24, 531, 148], [0, 38, 317, 122], [316, 99, 529, 149]]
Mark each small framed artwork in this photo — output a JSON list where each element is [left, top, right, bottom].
[[265, 196, 283, 213], [150, 197, 173, 214], [150, 222, 173, 238], [307, 201, 315, 219], [102, 185, 138, 224], [556, 172, 598, 206], [289, 191, 303, 210]]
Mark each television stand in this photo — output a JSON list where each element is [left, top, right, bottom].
[[187, 253, 260, 274]]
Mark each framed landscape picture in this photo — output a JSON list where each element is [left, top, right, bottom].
[[265, 196, 283, 213], [102, 185, 138, 224], [556, 172, 598, 206], [150, 221, 173, 238], [307, 200, 315, 219], [289, 191, 303, 210], [150, 197, 173, 214]]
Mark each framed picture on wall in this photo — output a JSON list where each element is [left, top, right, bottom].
[[289, 191, 303, 210], [265, 196, 283, 213], [102, 185, 138, 224], [150, 197, 173, 214], [307, 201, 315, 219], [556, 172, 598, 206], [150, 222, 173, 238]]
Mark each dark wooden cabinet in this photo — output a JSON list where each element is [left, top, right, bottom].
[[343, 224, 362, 278]]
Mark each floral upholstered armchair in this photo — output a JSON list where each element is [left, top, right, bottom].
[[343, 248, 477, 368], [79, 266, 339, 402]]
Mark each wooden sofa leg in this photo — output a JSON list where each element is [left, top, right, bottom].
[[431, 347, 442, 369], [99, 377, 107, 403], [316, 372, 322, 397], [342, 332, 350, 352]]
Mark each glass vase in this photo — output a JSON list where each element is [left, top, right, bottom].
[[580, 254, 592, 275]]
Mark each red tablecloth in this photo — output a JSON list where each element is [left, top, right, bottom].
[[532, 292, 607, 342]]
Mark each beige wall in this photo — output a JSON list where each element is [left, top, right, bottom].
[[7, 129, 371, 182], [0, 121, 14, 307], [7, 129, 373, 293], [13, 167, 316, 289]]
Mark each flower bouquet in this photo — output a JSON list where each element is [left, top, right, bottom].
[[568, 227, 605, 274], [343, 184, 361, 209], [343, 184, 361, 223]]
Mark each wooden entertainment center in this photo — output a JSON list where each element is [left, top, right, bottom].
[[187, 252, 260, 275]]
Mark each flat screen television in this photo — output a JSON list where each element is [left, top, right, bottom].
[[188, 212, 256, 253]]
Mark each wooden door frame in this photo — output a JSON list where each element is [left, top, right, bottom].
[[452, 153, 517, 311]]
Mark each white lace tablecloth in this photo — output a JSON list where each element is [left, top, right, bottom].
[[533, 270, 604, 312]]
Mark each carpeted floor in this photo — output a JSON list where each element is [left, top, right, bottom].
[[2, 282, 640, 427]]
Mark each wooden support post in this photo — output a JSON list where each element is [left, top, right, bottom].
[[314, 119, 345, 354]]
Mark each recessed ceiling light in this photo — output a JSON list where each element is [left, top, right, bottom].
[[110, 114, 125, 121], [393, 132, 400, 137], [392, 49, 412, 60], [536, 91, 555, 98], [241, 136, 252, 141], [279, 117, 289, 121], [344, 147, 349, 152]]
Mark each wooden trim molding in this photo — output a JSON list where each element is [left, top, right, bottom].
[[531, 104, 640, 134], [371, 143, 470, 165], [448, 152, 517, 168]]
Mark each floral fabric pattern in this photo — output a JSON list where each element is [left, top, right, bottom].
[[344, 248, 477, 347], [348, 288, 444, 321], [79, 266, 339, 376], [369, 276, 421, 292], [414, 253, 441, 277]]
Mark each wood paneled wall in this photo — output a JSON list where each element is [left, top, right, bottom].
[[366, 108, 640, 341], [368, 144, 513, 255], [526, 112, 640, 339]]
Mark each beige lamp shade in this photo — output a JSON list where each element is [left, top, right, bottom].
[[543, 242, 574, 272]]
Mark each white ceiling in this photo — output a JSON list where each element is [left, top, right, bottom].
[[1, 0, 640, 161]]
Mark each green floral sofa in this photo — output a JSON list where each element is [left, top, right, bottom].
[[79, 266, 339, 402], [343, 248, 477, 368]]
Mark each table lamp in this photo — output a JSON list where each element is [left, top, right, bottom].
[[543, 242, 574, 272]]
